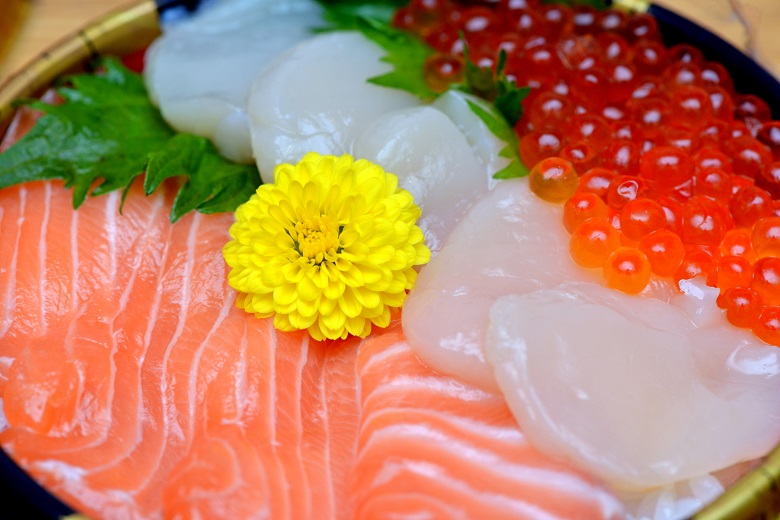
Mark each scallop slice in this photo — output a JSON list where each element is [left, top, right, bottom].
[[402, 177, 677, 393], [144, 0, 322, 163], [485, 283, 780, 491], [248, 31, 420, 182], [431, 90, 508, 185], [354, 105, 490, 252]]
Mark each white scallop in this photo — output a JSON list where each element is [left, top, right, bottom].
[[431, 90, 508, 185], [248, 31, 420, 182], [403, 175, 780, 495], [354, 105, 489, 252], [402, 177, 676, 393], [486, 283, 780, 491], [144, 0, 322, 163]]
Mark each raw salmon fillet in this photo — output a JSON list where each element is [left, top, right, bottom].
[[0, 107, 623, 519]]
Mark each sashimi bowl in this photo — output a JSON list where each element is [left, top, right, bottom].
[[1, 0, 780, 519]]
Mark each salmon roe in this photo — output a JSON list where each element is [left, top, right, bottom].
[[569, 218, 620, 268], [529, 157, 579, 203], [603, 247, 651, 294], [394, 0, 780, 345], [755, 306, 780, 345], [752, 217, 780, 258], [563, 192, 608, 233], [751, 258, 780, 306], [638, 229, 685, 277], [718, 287, 763, 328]]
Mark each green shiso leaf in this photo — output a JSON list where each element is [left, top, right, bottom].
[[459, 46, 530, 127], [0, 57, 261, 223], [146, 134, 261, 222], [466, 99, 529, 180], [314, 0, 409, 29], [355, 16, 439, 100], [342, 15, 531, 176]]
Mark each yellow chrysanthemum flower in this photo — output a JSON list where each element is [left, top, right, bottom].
[[222, 152, 431, 341]]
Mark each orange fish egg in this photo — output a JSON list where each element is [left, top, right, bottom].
[[563, 192, 608, 233], [529, 157, 579, 203], [751, 257, 780, 306], [603, 246, 651, 294], [570, 218, 621, 268], [755, 306, 780, 346], [718, 287, 764, 328], [638, 229, 685, 277], [752, 217, 780, 259]]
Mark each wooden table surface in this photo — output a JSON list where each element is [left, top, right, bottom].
[[1, 0, 780, 82], [0, 0, 132, 79]]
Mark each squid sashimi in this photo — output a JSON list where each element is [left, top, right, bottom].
[[144, 0, 322, 163], [403, 177, 780, 504]]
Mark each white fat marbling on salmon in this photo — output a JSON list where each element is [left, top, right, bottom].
[[0, 185, 25, 339]]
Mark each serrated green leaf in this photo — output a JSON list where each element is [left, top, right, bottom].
[[0, 57, 262, 222], [494, 83, 531, 127], [354, 17, 438, 100], [459, 46, 530, 127], [314, 0, 407, 29], [146, 134, 261, 222], [466, 99, 529, 180]]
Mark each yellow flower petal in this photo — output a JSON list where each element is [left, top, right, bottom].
[[223, 153, 431, 340]]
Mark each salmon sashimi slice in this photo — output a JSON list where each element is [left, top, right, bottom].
[[0, 105, 624, 519], [352, 330, 624, 520], [162, 325, 364, 519], [0, 103, 137, 393], [0, 178, 625, 519]]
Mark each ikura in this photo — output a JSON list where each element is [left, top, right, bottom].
[[715, 255, 753, 294], [620, 198, 667, 241], [578, 167, 617, 199], [603, 247, 652, 294], [718, 287, 763, 328], [529, 157, 579, 203], [563, 191, 608, 233], [675, 248, 717, 287], [752, 217, 780, 258], [639, 146, 693, 191], [423, 53, 464, 93], [638, 229, 685, 277], [395, 0, 780, 346], [755, 306, 780, 346], [751, 257, 780, 306], [519, 131, 565, 167], [719, 228, 757, 263], [569, 218, 621, 268]]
